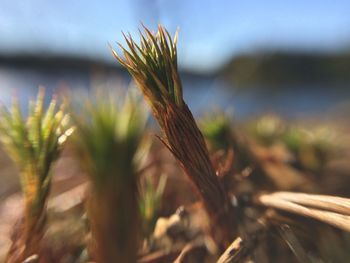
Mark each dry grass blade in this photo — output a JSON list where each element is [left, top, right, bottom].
[[268, 191, 350, 215], [112, 24, 236, 246], [257, 192, 350, 232]]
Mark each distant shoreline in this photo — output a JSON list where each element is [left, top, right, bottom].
[[0, 54, 216, 80], [221, 51, 350, 86], [0, 54, 118, 70], [1, 51, 350, 88]]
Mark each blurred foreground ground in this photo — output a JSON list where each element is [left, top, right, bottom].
[[1, 113, 350, 262]]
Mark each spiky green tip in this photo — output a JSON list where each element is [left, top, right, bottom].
[[111, 24, 183, 110], [0, 87, 73, 201]]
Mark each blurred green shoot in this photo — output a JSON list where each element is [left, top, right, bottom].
[[249, 115, 337, 172], [71, 88, 148, 263], [200, 110, 254, 173], [249, 114, 285, 146], [283, 125, 336, 171], [0, 88, 73, 261], [139, 174, 167, 238], [200, 110, 234, 151]]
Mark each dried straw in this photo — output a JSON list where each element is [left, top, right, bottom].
[[256, 192, 350, 232]]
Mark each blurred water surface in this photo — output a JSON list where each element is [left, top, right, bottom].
[[0, 65, 349, 120]]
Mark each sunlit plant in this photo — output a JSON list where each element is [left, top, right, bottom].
[[71, 89, 148, 263], [112, 24, 236, 245], [0, 88, 72, 262]]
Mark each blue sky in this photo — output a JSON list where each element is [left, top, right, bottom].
[[1, 0, 350, 71]]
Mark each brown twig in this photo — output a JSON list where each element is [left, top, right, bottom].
[[137, 249, 181, 263], [173, 241, 207, 263], [216, 237, 246, 263], [216, 215, 270, 263]]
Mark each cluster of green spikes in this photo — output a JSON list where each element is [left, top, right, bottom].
[[0, 88, 73, 210], [111, 25, 183, 112]]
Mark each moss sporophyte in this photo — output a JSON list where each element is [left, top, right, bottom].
[[112, 25, 237, 245]]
